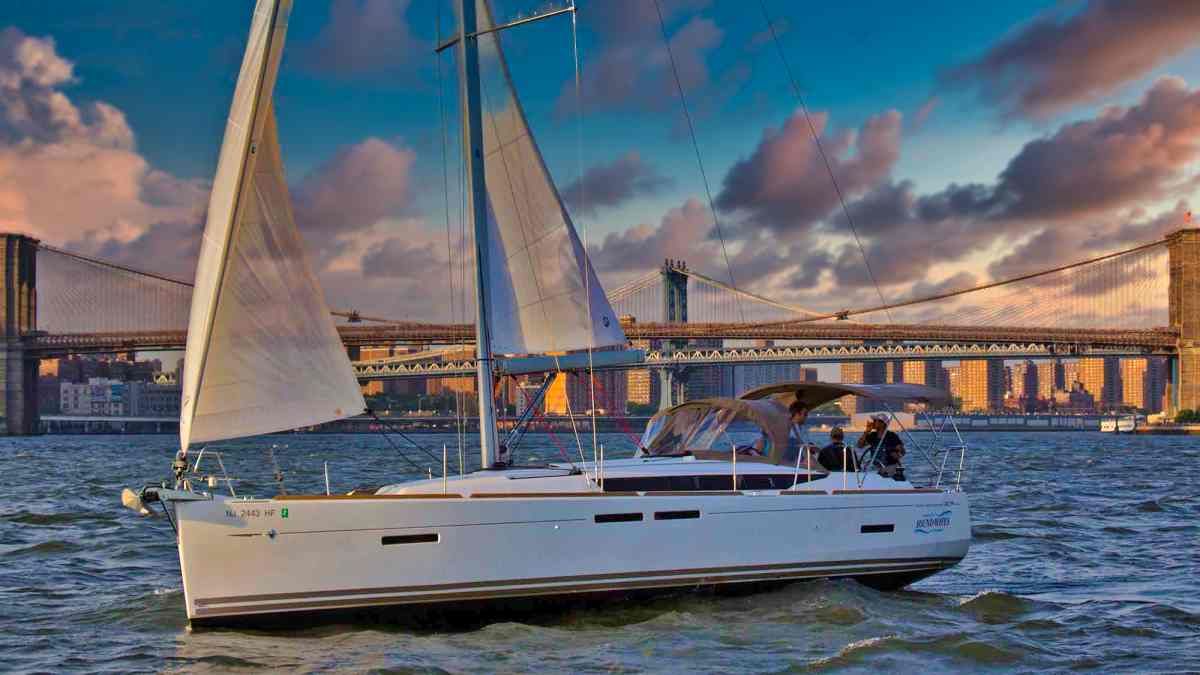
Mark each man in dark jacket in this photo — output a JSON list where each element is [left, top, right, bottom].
[[818, 427, 857, 471]]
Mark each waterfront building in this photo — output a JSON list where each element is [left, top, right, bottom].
[[126, 380, 182, 417], [60, 378, 126, 416]]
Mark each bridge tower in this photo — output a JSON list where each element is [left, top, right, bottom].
[[0, 234, 38, 435], [656, 259, 690, 409], [661, 259, 688, 324], [1168, 228, 1200, 414]]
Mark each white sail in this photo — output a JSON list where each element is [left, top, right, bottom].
[[473, 0, 627, 356], [180, 0, 364, 450]]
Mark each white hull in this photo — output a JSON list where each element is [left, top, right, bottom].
[[173, 472, 970, 624]]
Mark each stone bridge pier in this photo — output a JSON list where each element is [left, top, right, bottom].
[[1168, 228, 1200, 414], [0, 234, 38, 435]]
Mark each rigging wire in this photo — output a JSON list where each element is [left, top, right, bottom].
[[754, 0, 893, 323], [368, 409, 457, 472], [435, 2, 467, 473], [569, 0, 601, 469], [651, 0, 744, 323]]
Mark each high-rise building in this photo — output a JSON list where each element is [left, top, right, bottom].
[[1120, 358, 1147, 410], [947, 364, 961, 403], [1009, 362, 1026, 399], [1010, 360, 1038, 401], [732, 363, 815, 396], [840, 361, 886, 415], [626, 339, 653, 407], [1077, 357, 1122, 411], [1036, 360, 1063, 399], [427, 377, 475, 396], [1063, 361, 1080, 390], [958, 360, 1005, 412], [1146, 357, 1168, 413], [543, 371, 628, 416]]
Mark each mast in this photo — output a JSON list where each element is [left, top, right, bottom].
[[458, 0, 500, 469]]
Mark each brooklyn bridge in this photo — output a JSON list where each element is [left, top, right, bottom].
[[1, 227, 1195, 434]]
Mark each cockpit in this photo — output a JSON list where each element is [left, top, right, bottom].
[[636, 398, 793, 465]]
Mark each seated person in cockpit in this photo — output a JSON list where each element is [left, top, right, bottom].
[[818, 426, 858, 471], [858, 414, 906, 480]]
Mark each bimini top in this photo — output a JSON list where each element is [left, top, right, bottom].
[[638, 397, 794, 465], [740, 381, 950, 409]]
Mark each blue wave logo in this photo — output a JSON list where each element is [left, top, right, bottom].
[[914, 510, 952, 535]]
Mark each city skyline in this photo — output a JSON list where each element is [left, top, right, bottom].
[[2, 1, 1199, 324]]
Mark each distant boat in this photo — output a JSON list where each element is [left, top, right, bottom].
[[1100, 416, 1137, 433]]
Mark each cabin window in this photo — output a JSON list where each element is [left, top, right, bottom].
[[381, 533, 439, 545], [655, 510, 700, 520], [594, 512, 643, 523]]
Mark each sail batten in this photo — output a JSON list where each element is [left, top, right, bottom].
[[474, 0, 627, 357], [180, 0, 364, 451]]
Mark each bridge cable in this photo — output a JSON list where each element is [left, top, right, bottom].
[[652, 0, 745, 323], [730, 237, 1168, 327], [754, 0, 893, 322]]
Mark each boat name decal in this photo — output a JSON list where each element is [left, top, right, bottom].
[[224, 507, 278, 520], [914, 510, 952, 534]]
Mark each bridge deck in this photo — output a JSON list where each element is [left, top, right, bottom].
[[25, 322, 1179, 355]]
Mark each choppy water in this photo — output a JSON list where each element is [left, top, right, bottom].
[[1, 431, 1197, 673]]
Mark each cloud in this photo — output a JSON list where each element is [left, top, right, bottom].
[[0, 27, 205, 258], [296, 0, 425, 79], [560, 152, 672, 215], [988, 202, 1188, 281], [560, 1, 721, 114], [990, 77, 1200, 219], [589, 197, 718, 275], [715, 109, 902, 237], [361, 237, 444, 279], [946, 0, 1200, 118], [293, 137, 416, 262]]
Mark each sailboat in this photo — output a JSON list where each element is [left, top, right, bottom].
[[124, 0, 972, 626]]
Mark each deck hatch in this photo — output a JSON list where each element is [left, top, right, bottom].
[[594, 512, 644, 523], [860, 524, 895, 534], [655, 510, 701, 520], [381, 533, 440, 545]]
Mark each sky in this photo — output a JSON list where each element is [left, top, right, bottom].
[[2, 0, 1199, 325]]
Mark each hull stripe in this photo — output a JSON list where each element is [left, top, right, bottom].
[[195, 556, 961, 607], [192, 560, 959, 618]]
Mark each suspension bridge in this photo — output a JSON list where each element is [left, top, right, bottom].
[[0, 227, 1195, 434]]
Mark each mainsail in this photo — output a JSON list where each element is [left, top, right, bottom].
[[473, 0, 627, 356], [179, 0, 364, 450]]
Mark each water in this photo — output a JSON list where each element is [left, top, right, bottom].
[[1, 431, 1197, 673]]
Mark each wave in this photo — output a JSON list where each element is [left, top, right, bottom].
[[958, 590, 1033, 624], [2, 540, 84, 557]]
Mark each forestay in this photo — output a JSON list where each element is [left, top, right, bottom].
[[473, 0, 626, 356], [179, 0, 364, 451]]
